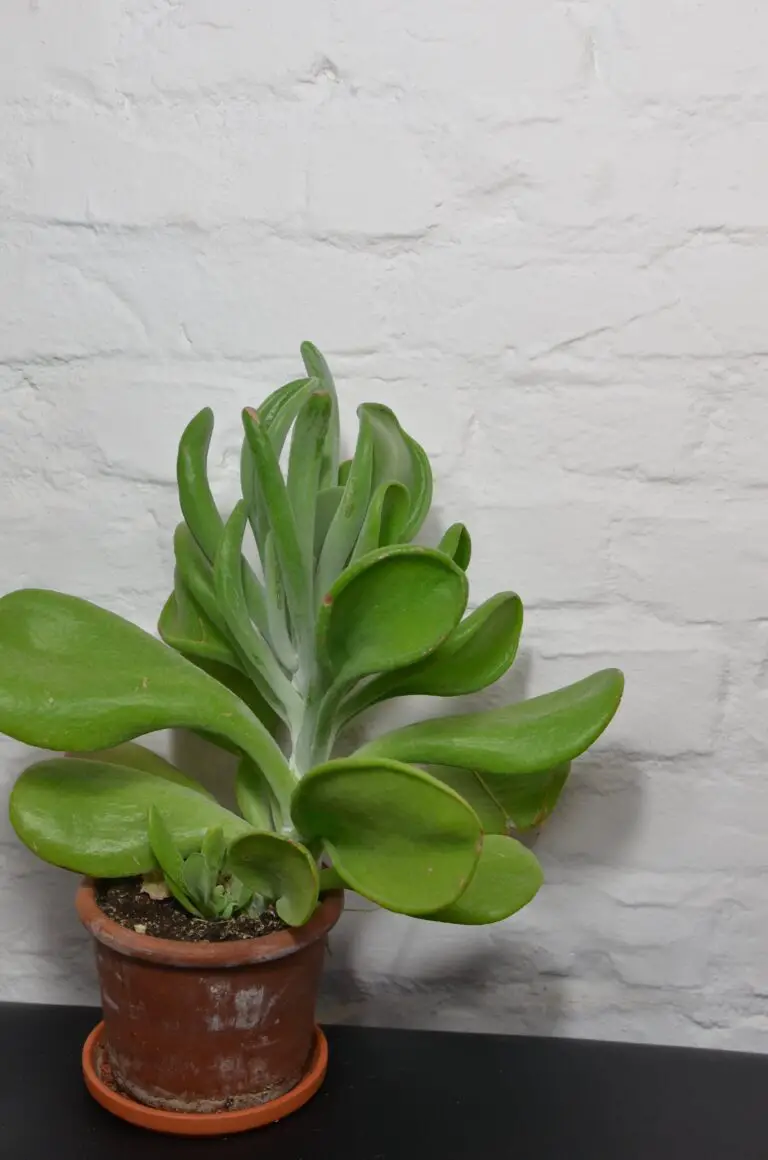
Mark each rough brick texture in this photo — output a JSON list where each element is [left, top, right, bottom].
[[1, 1, 766, 1051]]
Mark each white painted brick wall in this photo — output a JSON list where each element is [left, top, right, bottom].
[[1, 0, 767, 1051]]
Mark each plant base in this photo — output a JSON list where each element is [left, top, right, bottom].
[[82, 1021, 328, 1137]]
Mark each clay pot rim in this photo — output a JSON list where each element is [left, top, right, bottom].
[[76, 878, 343, 968]]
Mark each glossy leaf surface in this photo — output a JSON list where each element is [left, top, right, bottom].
[[359, 669, 624, 775], [340, 592, 523, 724], [82, 742, 215, 799], [291, 757, 482, 914], [317, 546, 468, 689], [0, 589, 295, 809], [10, 757, 252, 877]]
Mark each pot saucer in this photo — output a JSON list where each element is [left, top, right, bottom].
[[82, 1020, 328, 1136]]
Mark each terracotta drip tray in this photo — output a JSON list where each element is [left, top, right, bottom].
[[82, 1021, 328, 1137]]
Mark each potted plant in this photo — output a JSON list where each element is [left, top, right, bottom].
[[1, 343, 623, 1136]]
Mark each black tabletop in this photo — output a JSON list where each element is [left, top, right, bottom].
[[2, 1001, 766, 1158]]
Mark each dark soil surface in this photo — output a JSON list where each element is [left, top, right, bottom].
[[96, 878, 287, 942]]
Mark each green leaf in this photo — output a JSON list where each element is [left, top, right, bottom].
[[178, 655, 281, 737], [286, 386, 333, 574], [241, 377, 315, 558], [227, 832, 319, 926], [314, 486, 344, 563], [361, 403, 433, 542], [351, 481, 410, 563], [317, 546, 468, 689], [147, 804, 185, 881], [159, 571, 243, 671], [263, 530, 297, 674], [183, 851, 215, 912], [315, 408, 374, 602], [173, 523, 231, 639], [358, 669, 625, 775], [425, 835, 543, 925], [82, 742, 216, 800], [235, 756, 276, 831], [300, 341, 340, 490], [426, 767, 507, 835], [242, 408, 312, 669], [178, 407, 270, 635], [339, 592, 523, 725], [0, 589, 296, 813], [201, 826, 226, 876], [148, 804, 205, 916], [438, 523, 472, 571], [337, 459, 352, 487], [291, 757, 482, 915], [176, 408, 223, 564], [481, 764, 572, 832], [427, 763, 571, 834], [9, 757, 253, 877], [214, 502, 298, 719]]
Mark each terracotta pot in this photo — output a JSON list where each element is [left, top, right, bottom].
[[76, 880, 343, 1116]]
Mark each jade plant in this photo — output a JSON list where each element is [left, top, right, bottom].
[[3, 343, 624, 927]]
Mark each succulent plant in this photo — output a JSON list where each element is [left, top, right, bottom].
[[3, 343, 624, 927]]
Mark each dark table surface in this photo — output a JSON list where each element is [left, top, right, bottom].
[[2, 1001, 767, 1158]]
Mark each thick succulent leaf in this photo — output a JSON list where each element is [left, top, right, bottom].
[[235, 756, 276, 831], [182, 852, 215, 912], [361, 403, 433, 542], [240, 377, 312, 541], [340, 592, 523, 724], [242, 409, 312, 667], [227, 832, 319, 926], [337, 459, 352, 487], [300, 341, 340, 490], [159, 571, 242, 671], [10, 758, 253, 877], [317, 546, 468, 690], [173, 523, 232, 638], [201, 826, 227, 876], [179, 655, 281, 737], [359, 669, 624, 775], [214, 502, 298, 718], [0, 589, 296, 811], [438, 523, 472, 571], [176, 408, 224, 564], [263, 530, 297, 674], [148, 804, 204, 915], [425, 835, 543, 925], [82, 742, 215, 800], [287, 387, 332, 573], [482, 764, 572, 831], [315, 408, 374, 602], [351, 481, 410, 562], [427, 763, 571, 834], [426, 767, 506, 835], [291, 757, 482, 915], [178, 408, 270, 635], [314, 486, 344, 563]]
